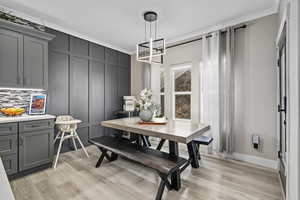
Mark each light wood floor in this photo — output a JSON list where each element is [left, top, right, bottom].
[[10, 144, 283, 200]]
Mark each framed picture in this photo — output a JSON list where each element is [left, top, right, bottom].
[[29, 94, 47, 115]]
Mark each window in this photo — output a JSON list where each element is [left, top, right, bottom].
[[160, 69, 165, 115], [172, 65, 191, 120]]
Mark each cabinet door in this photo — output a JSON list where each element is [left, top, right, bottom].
[[105, 64, 120, 120], [70, 57, 89, 125], [0, 135, 17, 156], [48, 52, 69, 115], [0, 29, 23, 87], [23, 35, 48, 89], [1, 154, 18, 175], [19, 129, 54, 171], [118, 67, 130, 98], [90, 60, 105, 138]]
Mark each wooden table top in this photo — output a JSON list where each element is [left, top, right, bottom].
[[101, 117, 210, 144]]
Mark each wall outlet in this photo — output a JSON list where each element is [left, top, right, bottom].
[[252, 135, 260, 149]]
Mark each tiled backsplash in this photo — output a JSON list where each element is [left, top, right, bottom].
[[0, 89, 46, 115]]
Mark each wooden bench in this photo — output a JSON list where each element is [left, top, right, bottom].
[[89, 136, 190, 200]]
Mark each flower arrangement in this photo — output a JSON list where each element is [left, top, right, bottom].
[[136, 88, 153, 111]]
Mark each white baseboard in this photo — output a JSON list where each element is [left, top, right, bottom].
[[231, 152, 279, 170]]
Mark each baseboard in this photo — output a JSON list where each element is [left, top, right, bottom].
[[231, 152, 279, 170]]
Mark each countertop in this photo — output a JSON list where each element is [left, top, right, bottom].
[[0, 157, 15, 200], [0, 114, 56, 124]]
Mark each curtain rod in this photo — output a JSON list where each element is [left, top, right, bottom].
[[166, 25, 247, 49]]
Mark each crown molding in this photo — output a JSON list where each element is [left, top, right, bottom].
[[0, 4, 131, 54]]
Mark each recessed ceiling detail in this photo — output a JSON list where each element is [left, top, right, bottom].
[[0, 0, 278, 54]]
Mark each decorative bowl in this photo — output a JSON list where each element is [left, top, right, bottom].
[[0, 107, 26, 116]]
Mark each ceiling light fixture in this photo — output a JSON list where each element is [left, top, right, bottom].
[[136, 11, 166, 64]]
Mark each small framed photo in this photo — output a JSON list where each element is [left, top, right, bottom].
[[29, 94, 47, 115]]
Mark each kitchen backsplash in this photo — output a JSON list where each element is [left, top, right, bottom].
[[0, 89, 47, 115]]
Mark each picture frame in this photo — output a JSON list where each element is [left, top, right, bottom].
[[29, 94, 47, 115]]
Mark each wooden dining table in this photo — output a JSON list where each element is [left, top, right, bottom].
[[101, 117, 210, 190]]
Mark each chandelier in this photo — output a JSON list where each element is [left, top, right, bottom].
[[136, 11, 166, 64]]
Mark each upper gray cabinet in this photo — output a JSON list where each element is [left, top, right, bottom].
[[0, 29, 23, 87], [105, 48, 119, 64], [23, 36, 48, 89], [89, 43, 105, 61], [119, 52, 130, 67], [0, 20, 55, 89], [47, 29, 68, 52], [70, 36, 89, 56]]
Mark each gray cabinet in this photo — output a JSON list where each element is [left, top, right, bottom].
[[0, 29, 23, 87], [23, 36, 48, 89], [1, 154, 18, 175], [70, 57, 89, 125], [90, 60, 105, 138], [0, 20, 54, 89], [118, 67, 130, 98], [48, 52, 69, 115], [19, 120, 54, 171], [0, 120, 54, 175]]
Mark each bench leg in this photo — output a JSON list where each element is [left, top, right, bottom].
[[155, 180, 166, 200], [96, 152, 106, 168], [156, 139, 166, 151], [187, 141, 200, 168], [169, 141, 181, 191], [110, 152, 118, 161]]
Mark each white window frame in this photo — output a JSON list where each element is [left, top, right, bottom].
[[160, 68, 165, 115], [171, 64, 192, 121]]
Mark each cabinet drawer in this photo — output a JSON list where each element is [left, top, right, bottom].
[[1, 154, 18, 175], [0, 135, 17, 156], [0, 123, 17, 135], [19, 120, 54, 133]]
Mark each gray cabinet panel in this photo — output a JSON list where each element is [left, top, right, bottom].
[[119, 53, 130, 67], [76, 127, 89, 146], [70, 36, 88, 56], [89, 43, 105, 60], [105, 64, 120, 120], [1, 154, 18, 175], [48, 52, 69, 115], [19, 120, 54, 133], [19, 129, 54, 171], [105, 48, 119, 64], [90, 125, 104, 139], [47, 29, 69, 52], [118, 67, 130, 98], [0, 135, 17, 156], [23, 35, 48, 89], [0, 123, 17, 136], [90, 60, 105, 124], [0, 29, 23, 87], [70, 57, 89, 124]]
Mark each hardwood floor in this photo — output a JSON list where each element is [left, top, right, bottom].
[[10, 144, 283, 200]]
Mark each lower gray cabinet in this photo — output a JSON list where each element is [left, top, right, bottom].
[[0, 135, 18, 156], [1, 154, 18, 175], [19, 129, 54, 171]]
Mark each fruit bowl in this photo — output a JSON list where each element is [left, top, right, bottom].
[[0, 107, 26, 116]]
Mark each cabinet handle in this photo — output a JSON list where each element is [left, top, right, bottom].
[[19, 136, 24, 146]]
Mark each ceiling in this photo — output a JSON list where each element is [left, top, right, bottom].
[[0, 0, 279, 54]]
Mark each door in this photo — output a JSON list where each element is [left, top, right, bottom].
[[19, 129, 54, 171], [277, 24, 287, 195], [23, 35, 48, 89], [0, 29, 23, 87]]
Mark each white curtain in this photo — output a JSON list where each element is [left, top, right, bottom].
[[200, 29, 234, 154]]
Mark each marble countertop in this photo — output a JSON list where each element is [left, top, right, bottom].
[[101, 117, 210, 144], [0, 157, 15, 200], [0, 114, 56, 124]]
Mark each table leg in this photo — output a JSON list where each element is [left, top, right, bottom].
[[169, 141, 181, 191], [187, 141, 200, 168]]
